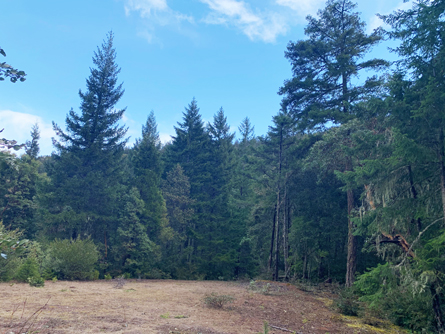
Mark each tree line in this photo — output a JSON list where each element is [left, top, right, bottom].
[[1, 0, 445, 332]]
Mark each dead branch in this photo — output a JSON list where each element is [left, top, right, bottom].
[[270, 324, 303, 333], [380, 232, 415, 258], [397, 217, 444, 267]]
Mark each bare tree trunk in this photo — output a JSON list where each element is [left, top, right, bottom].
[[268, 204, 277, 271], [283, 185, 289, 279], [345, 188, 356, 287], [438, 127, 445, 226], [345, 154, 356, 288], [104, 230, 108, 259], [407, 165, 422, 231], [274, 194, 280, 281]]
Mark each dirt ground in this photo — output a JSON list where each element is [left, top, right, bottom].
[[0, 279, 405, 334]]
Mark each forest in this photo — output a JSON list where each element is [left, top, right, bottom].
[[1, 0, 445, 332]]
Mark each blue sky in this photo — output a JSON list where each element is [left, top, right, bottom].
[[0, 0, 411, 155]]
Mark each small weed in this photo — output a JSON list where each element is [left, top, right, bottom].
[[248, 280, 275, 295], [113, 276, 126, 289], [258, 320, 269, 334], [104, 273, 112, 280], [52, 276, 58, 283], [203, 292, 235, 309], [174, 315, 188, 319], [160, 312, 170, 319]]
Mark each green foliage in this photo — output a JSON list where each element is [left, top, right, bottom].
[[279, 0, 387, 130], [44, 238, 98, 280], [28, 275, 45, 287], [104, 273, 112, 280], [335, 287, 362, 316], [203, 292, 235, 309], [48, 31, 127, 240], [15, 257, 40, 283], [25, 123, 40, 159], [259, 321, 269, 334], [0, 47, 26, 83], [354, 264, 436, 332], [0, 223, 29, 281]]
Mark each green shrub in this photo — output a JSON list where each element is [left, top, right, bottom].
[[0, 223, 28, 281], [335, 287, 362, 316], [203, 292, 235, 309], [15, 257, 40, 283], [44, 238, 98, 280], [104, 273, 112, 280], [28, 276, 45, 287]]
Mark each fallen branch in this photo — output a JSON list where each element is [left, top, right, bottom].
[[270, 324, 303, 333]]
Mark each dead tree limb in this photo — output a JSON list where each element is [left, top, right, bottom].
[[270, 324, 303, 333], [380, 233, 415, 258]]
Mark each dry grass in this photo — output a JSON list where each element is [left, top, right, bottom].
[[0, 280, 406, 334]]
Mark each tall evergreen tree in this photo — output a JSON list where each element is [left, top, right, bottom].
[[279, 0, 387, 286], [47, 32, 127, 243], [132, 111, 167, 240]]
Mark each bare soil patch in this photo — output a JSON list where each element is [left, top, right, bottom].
[[0, 280, 404, 334]]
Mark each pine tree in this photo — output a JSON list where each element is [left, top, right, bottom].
[[279, 0, 388, 131], [48, 32, 127, 241], [132, 111, 167, 240], [25, 123, 40, 159], [161, 164, 195, 277], [279, 0, 387, 286]]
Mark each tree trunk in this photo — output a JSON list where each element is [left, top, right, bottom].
[[407, 165, 422, 231], [274, 195, 280, 281], [438, 127, 445, 226], [268, 204, 277, 271], [345, 184, 356, 286], [104, 230, 108, 259], [283, 185, 289, 279]]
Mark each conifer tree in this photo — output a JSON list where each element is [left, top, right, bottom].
[[279, 0, 387, 286], [25, 123, 40, 159], [48, 32, 127, 242], [132, 111, 167, 240]]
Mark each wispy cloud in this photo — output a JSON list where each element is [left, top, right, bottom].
[[124, 0, 168, 16], [0, 110, 55, 156], [199, 0, 288, 42], [367, 1, 412, 33], [275, 0, 325, 17], [124, 0, 195, 43]]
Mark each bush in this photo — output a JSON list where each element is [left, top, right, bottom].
[[28, 276, 45, 287], [203, 292, 235, 309], [0, 223, 28, 281], [44, 238, 98, 280], [335, 287, 362, 316], [15, 257, 41, 283]]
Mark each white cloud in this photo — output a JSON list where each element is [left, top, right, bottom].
[[275, 0, 324, 17], [125, 0, 195, 43], [0, 110, 55, 156], [159, 132, 173, 144], [200, 0, 288, 42], [124, 0, 168, 17], [367, 1, 412, 33]]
